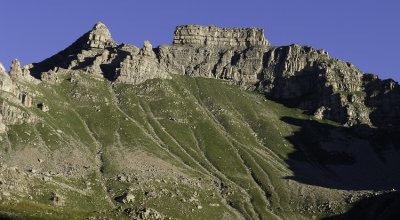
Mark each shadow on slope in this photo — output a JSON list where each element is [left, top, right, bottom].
[[0, 213, 22, 220], [323, 191, 400, 220], [281, 116, 400, 191]]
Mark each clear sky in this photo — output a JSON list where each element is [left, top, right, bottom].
[[0, 0, 399, 81]]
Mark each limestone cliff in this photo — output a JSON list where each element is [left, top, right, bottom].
[[5, 23, 400, 129], [173, 25, 269, 48], [0, 61, 37, 133]]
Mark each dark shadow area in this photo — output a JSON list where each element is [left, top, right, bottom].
[[363, 74, 400, 129], [282, 116, 400, 191], [257, 46, 351, 124], [71, 56, 97, 70], [230, 52, 241, 65], [100, 49, 130, 81], [282, 117, 354, 164], [257, 45, 399, 130], [323, 191, 400, 220], [114, 194, 125, 203], [29, 32, 130, 82], [0, 213, 22, 220], [29, 31, 92, 79]]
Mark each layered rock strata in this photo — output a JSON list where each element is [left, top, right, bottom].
[[173, 25, 270, 48], [6, 23, 400, 128]]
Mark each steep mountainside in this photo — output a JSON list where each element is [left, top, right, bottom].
[[0, 23, 399, 219]]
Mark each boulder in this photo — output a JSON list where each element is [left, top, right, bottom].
[[141, 41, 156, 57], [115, 191, 135, 203], [51, 192, 64, 206], [37, 103, 49, 112]]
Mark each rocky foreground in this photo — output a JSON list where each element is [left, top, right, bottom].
[[0, 23, 399, 219]]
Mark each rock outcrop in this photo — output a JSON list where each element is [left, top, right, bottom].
[[0, 100, 35, 127], [258, 44, 371, 125], [87, 22, 116, 49], [0, 61, 38, 133], [173, 25, 270, 48], [363, 75, 400, 128], [115, 42, 171, 84], [9, 59, 23, 79], [9, 59, 39, 84], [0, 63, 14, 93], [115, 55, 170, 85], [158, 25, 269, 87], [28, 22, 117, 77], [18, 22, 400, 129]]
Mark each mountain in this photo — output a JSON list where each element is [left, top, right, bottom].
[[0, 22, 399, 220]]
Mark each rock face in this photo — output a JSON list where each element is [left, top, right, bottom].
[[9, 59, 23, 79], [87, 22, 116, 49], [173, 25, 270, 48], [258, 44, 371, 125], [0, 100, 35, 126], [158, 25, 269, 87], [363, 75, 400, 128], [0, 64, 14, 93], [0, 59, 38, 133], [9, 22, 400, 129], [115, 41, 171, 84], [9, 59, 38, 84]]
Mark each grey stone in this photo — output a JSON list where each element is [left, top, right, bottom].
[[115, 192, 135, 203], [9, 59, 23, 79], [141, 41, 155, 57], [18, 92, 32, 107], [173, 25, 270, 48], [0, 65, 14, 93], [51, 192, 64, 206], [87, 22, 116, 49], [0, 100, 36, 125], [9, 59, 38, 83]]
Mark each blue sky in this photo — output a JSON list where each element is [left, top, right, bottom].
[[0, 0, 399, 81]]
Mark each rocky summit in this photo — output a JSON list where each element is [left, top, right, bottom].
[[0, 22, 399, 220]]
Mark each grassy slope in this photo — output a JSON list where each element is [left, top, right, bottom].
[[0, 73, 343, 219]]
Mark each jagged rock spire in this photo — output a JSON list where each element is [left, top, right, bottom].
[[87, 22, 115, 49], [9, 59, 22, 78], [28, 22, 117, 77], [0, 61, 13, 92], [140, 40, 155, 57]]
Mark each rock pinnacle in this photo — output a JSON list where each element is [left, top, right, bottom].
[[87, 21, 115, 49]]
